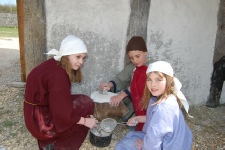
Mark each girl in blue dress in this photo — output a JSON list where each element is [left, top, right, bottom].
[[115, 61, 193, 150]]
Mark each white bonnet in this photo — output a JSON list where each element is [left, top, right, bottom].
[[146, 61, 174, 76], [46, 35, 87, 61]]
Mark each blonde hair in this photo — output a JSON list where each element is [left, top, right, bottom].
[[58, 56, 83, 82], [141, 71, 182, 110]]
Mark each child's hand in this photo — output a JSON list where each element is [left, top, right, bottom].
[[135, 139, 143, 150], [127, 117, 138, 126], [110, 95, 122, 107], [99, 82, 110, 92], [84, 118, 99, 129]]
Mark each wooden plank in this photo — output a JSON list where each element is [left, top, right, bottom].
[[17, 0, 26, 82]]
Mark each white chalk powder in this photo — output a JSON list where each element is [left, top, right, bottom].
[[90, 91, 118, 103]]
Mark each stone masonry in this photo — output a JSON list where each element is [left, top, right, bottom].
[[0, 12, 17, 27]]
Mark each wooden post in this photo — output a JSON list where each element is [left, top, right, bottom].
[[24, 0, 46, 75], [17, 0, 26, 82]]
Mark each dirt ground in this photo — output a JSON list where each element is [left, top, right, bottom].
[[0, 38, 224, 150]]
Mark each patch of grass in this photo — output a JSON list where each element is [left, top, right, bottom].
[[3, 120, 14, 128], [10, 132, 18, 137], [0, 26, 18, 38], [0, 5, 17, 13], [3, 109, 12, 114]]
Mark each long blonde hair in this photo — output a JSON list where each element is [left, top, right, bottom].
[[58, 56, 83, 82], [141, 71, 182, 110]]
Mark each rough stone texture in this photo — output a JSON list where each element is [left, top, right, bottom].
[[0, 38, 224, 149], [124, 0, 150, 65], [43, 0, 219, 106], [0, 13, 18, 27]]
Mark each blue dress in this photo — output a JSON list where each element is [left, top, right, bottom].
[[115, 95, 192, 150]]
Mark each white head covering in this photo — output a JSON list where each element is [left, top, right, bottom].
[[146, 61, 193, 118], [45, 35, 87, 61]]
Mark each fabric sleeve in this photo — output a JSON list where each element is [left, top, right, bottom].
[[47, 70, 80, 132], [142, 105, 174, 150], [111, 63, 135, 93], [124, 88, 131, 98]]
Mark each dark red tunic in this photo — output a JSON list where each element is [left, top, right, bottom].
[[24, 58, 94, 149], [130, 66, 147, 131]]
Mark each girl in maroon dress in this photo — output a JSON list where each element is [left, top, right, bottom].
[[24, 35, 98, 150]]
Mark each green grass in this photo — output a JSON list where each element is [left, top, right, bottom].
[[3, 120, 14, 128], [0, 26, 18, 37], [0, 5, 17, 13]]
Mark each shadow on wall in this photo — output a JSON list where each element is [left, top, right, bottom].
[[206, 56, 225, 107]]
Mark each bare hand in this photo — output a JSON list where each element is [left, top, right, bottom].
[[127, 117, 138, 126], [110, 95, 122, 107], [99, 82, 110, 92], [135, 139, 143, 150], [84, 118, 98, 129]]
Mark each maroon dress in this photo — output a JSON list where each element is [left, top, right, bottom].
[[24, 58, 94, 150]]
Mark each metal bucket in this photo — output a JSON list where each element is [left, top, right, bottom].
[[89, 124, 112, 147]]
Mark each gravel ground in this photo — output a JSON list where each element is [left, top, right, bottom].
[[0, 38, 225, 150]]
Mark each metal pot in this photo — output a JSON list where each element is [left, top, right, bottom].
[[89, 124, 112, 147]]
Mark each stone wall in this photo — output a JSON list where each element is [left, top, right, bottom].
[[43, 0, 219, 105], [0, 12, 18, 27]]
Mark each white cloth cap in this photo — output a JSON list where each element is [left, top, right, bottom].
[[146, 61, 193, 118], [45, 35, 87, 61], [146, 61, 174, 76]]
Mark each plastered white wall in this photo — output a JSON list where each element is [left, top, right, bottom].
[[45, 0, 130, 94], [45, 0, 220, 105], [147, 0, 219, 105]]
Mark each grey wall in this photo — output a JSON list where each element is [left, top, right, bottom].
[[45, 0, 220, 105], [45, 0, 130, 94], [0, 12, 17, 27], [147, 0, 219, 105]]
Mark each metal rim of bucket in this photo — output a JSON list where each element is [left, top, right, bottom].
[[99, 118, 117, 133]]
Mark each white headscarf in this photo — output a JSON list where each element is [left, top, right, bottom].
[[146, 61, 193, 118], [45, 35, 87, 61]]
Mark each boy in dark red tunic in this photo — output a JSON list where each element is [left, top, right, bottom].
[[99, 36, 155, 131], [24, 35, 98, 150]]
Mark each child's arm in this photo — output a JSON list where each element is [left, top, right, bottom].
[[127, 116, 146, 126]]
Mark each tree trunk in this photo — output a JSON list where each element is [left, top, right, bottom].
[[24, 0, 46, 76]]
